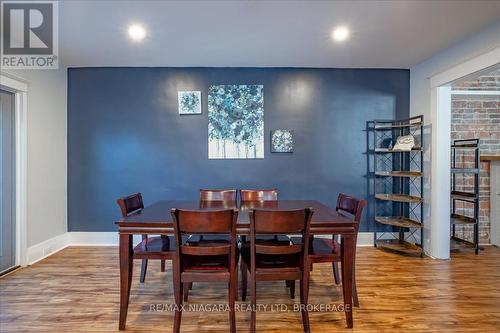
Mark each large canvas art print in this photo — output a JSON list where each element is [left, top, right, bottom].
[[208, 85, 264, 159]]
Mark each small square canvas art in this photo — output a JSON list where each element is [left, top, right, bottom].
[[178, 91, 202, 114], [271, 130, 294, 153]]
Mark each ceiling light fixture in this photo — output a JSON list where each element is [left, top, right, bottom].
[[332, 26, 350, 42], [128, 24, 146, 42]]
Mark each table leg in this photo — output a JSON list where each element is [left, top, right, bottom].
[[119, 233, 133, 330], [341, 234, 354, 328]]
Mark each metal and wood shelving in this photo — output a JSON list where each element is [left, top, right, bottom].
[[451, 139, 480, 254], [369, 115, 424, 257]]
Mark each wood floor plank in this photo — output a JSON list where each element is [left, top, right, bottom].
[[1, 246, 499, 332]]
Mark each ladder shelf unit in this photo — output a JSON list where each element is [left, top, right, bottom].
[[450, 139, 480, 254], [370, 115, 424, 257]]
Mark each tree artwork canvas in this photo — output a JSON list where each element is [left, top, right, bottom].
[[271, 130, 294, 153], [178, 91, 202, 114], [208, 85, 264, 159]]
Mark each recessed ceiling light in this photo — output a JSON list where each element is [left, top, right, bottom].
[[128, 24, 146, 42], [332, 26, 350, 42]]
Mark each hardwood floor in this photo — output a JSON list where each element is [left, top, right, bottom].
[[1, 246, 500, 332]]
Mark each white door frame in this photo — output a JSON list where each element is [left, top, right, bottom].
[[0, 72, 28, 267], [428, 46, 500, 259]]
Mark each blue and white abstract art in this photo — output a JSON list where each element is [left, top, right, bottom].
[[271, 129, 294, 153], [178, 91, 202, 114], [208, 85, 264, 159]]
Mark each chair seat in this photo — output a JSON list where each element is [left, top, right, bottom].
[[187, 234, 232, 244], [241, 235, 292, 247], [133, 236, 176, 256], [291, 236, 340, 259], [183, 241, 239, 271], [241, 244, 300, 270]]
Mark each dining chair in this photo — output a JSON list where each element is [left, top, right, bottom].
[[200, 189, 237, 202], [292, 193, 366, 307], [171, 208, 239, 333], [116, 193, 175, 283], [240, 189, 278, 201], [241, 208, 314, 333], [239, 189, 295, 298], [181, 189, 238, 301]]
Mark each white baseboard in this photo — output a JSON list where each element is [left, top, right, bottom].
[[68, 232, 142, 246], [357, 232, 374, 246], [26, 232, 375, 264], [27, 233, 69, 265]]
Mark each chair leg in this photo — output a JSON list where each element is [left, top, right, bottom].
[[161, 260, 166, 272], [250, 273, 257, 333], [183, 284, 189, 302], [299, 278, 310, 333], [140, 259, 148, 283], [173, 280, 183, 333], [288, 280, 295, 299], [229, 275, 236, 333], [285, 280, 290, 288], [332, 262, 340, 285], [352, 265, 359, 308], [241, 259, 247, 301]]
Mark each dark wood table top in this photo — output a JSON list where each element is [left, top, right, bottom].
[[115, 200, 355, 233]]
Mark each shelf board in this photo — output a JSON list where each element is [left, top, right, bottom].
[[451, 168, 479, 174], [450, 237, 478, 253], [375, 146, 422, 153], [374, 239, 423, 257], [481, 155, 500, 161], [375, 194, 422, 203], [451, 191, 478, 202], [451, 144, 478, 148], [375, 216, 422, 228], [374, 122, 422, 130], [450, 214, 476, 225], [375, 171, 422, 177]]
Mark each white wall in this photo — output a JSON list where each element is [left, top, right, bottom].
[[410, 21, 500, 257], [2, 68, 67, 248]]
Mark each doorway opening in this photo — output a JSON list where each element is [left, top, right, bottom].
[[449, 66, 500, 250], [0, 89, 17, 274]]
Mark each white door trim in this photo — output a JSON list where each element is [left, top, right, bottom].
[[430, 46, 500, 88], [491, 162, 500, 247], [428, 46, 499, 258], [1, 72, 28, 267]]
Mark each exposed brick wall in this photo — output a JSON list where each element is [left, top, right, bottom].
[[451, 69, 500, 244]]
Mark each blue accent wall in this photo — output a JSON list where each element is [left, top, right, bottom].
[[68, 67, 409, 232]]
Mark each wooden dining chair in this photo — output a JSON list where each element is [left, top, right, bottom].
[[292, 193, 366, 307], [240, 189, 278, 201], [241, 208, 314, 333], [182, 189, 238, 300], [171, 208, 239, 333], [239, 189, 295, 297], [116, 193, 175, 283], [200, 189, 237, 202]]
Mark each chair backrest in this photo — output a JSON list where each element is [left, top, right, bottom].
[[240, 189, 278, 202], [171, 209, 238, 257], [116, 192, 144, 217], [336, 193, 366, 230], [200, 189, 237, 202], [249, 208, 313, 256]]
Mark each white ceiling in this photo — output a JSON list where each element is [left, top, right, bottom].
[[59, 0, 500, 68]]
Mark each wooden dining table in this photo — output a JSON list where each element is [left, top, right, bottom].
[[115, 200, 357, 329]]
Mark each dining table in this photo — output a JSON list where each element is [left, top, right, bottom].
[[115, 199, 357, 329]]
